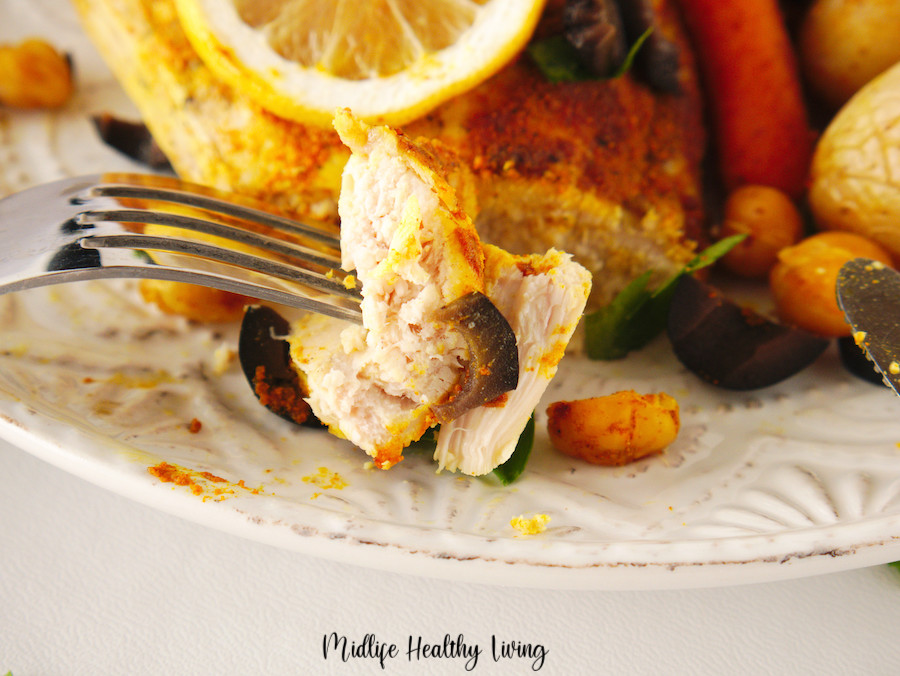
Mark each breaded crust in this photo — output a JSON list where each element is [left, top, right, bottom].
[[74, 0, 706, 311], [73, 0, 349, 224], [410, 0, 706, 305]]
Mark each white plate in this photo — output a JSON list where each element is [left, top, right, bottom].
[[4, 0, 900, 590]]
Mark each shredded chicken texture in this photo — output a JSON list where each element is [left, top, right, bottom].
[[435, 245, 591, 476], [290, 111, 590, 475], [289, 111, 486, 469]]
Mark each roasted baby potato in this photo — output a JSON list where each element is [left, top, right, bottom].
[[809, 61, 900, 259], [139, 279, 248, 322], [0, 38, 73, 109], [799, 0, 900, 108], [547, 390, 680, 466], [769, 231, 893, 337], [719, 185, 804, 278]]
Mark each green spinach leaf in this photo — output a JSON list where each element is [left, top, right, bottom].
[[493, 413, 535, 486], [527, 28, 652, 84], [584, 235, 746, 360], [405, 413, 535, 486]]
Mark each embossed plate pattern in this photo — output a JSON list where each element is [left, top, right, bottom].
[[3, 0, 900, 589]]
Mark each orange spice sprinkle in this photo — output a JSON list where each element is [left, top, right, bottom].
[[482, 392, 509, 408], [188, 418, 202, 434], [301, 466, 347, 490], [253, 365, 311, 425], [148, 462, 260, 501]]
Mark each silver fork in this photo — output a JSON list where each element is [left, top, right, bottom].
[[0, 172, 362, 323]]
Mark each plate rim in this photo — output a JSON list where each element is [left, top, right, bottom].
[[5, 408, 900, 591]]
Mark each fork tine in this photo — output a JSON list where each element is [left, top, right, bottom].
[[77, 208, 345, 272], [0, 173, 363, 323], [79, 174, 342, 247], [134, 266, 362, 323], [144, 266, 362, 323], [81, 233, 361, 300]]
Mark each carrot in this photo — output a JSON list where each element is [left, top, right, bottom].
[[677, 0, 813, 198]]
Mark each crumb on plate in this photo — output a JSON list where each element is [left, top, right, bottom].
[[510, 513, 550, 535]]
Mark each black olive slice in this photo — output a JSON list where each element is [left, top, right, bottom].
[[838, 335, 888, 386], [615, 0, 682, 94], [667, 276, 829, 390], [431, 292, 520, 423], [238, 305, 315, 426], [91, 113, 172, 171], [563, 0, 628, 77]]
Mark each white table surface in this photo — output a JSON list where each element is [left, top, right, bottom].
[[3, 435, 900, 675]]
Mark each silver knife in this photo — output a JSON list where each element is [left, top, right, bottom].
[[836, 257, 900, 396]]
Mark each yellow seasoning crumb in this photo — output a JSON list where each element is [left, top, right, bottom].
[[510, 513, 550, 535], [890, 362, 900, 375], [147, 461, 263, 502], [302, 466, 347, 491], [853, 331, 867, 347], [212, 344, 236, 376], [236, 479, 264, 495], [342, 274, 357, 290], [106, 370, 176, 389]]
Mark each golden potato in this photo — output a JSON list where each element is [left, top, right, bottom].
[[546, 391, 680, 466], [769, 231, 893, 337], [0, 38, 73, 109], [719, 185, 804, 278], [139, 279, 248, 322], [809, 60, 900, 259], [800, 0, 900, 108]]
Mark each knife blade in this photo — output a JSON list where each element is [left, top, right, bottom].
[[836, 257, 900, 396]]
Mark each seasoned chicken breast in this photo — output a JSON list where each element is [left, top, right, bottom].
[[289, 111, 486, 469], [436, 244, 590, 476], [73, 0, 705, 311], [289, 112, 590, 474], [413, 0, 706, 307], [73, 0, 348, 223]]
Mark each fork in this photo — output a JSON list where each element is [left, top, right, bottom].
[[0, 172, 362, 323]]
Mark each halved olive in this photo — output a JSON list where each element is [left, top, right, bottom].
[[431, 292, 519, 423], [615, 0, 682, 94], [91, 113, 172, 170], [238, 305, 315, 426], [838, 335, 888, 386], [667, 276, 829, 390], [564, 0, 628, 77]]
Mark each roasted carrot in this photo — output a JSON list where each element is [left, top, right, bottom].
[[677, 0, 813, 198]]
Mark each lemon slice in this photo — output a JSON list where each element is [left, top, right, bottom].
[[174, 0, 546, 127]]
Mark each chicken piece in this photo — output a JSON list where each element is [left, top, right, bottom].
[[73, 0, 347, 222], [412, 0, 706, 307], [288, 111, 488, 469], [435, 245, 591, 476], [74, 0, 705, 314], [290, 112, 590, 474]]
